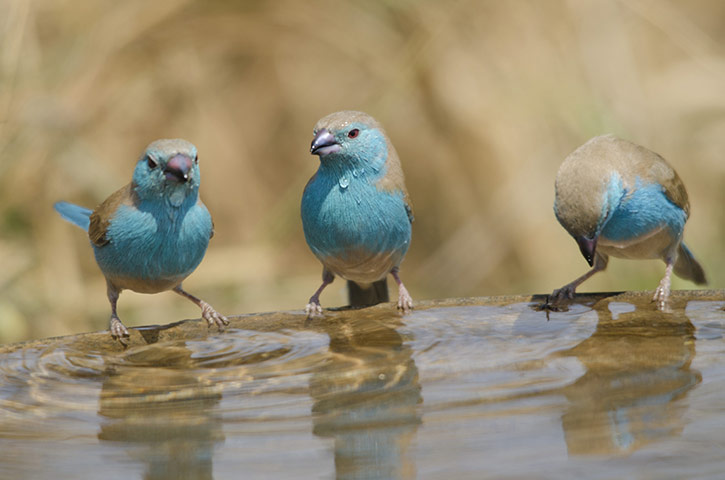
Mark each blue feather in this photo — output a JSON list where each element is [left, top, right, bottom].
[[302, 126, 410, 270], [93, 199, 212, 283], [302, 111, 414, 314], [302, 165, 411, 262], [54, 139, 227, 340], [54, 201, 92, 231], [549, 135, 705, 310], [599, 174, 686, 242]]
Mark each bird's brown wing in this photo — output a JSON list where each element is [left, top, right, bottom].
[[89, 183, 136, 247]]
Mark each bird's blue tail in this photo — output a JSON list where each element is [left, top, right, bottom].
[[54, 202, 92, 231]]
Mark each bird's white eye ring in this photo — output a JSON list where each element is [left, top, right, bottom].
[[147, 155, 158, 169], [348, 129, 359, 139]]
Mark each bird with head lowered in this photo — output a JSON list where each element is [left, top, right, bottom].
[[548, 134, 706, 310], [54, 139, 228, 344]]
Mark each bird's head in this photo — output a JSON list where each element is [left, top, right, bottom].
[[133, 139, 200, 207], [554, 136, 628, 267], [310, 111, 389, 173], [554, 175, 604, 267]]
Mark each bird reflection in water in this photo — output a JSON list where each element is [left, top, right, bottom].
[[310, 314, 422, 479], [557, 298, 701, 455], [97, 341, 224, 480]]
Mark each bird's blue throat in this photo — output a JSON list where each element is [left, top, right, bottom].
[[302, 152, 410, 261], [94, 191, 211, 282]]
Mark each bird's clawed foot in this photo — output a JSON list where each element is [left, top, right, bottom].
[[390, 268, 413, 314], [200, 301, 229, 330], [652, 263, 673, 312], [305, 269, 333, 319], [173, 286, 228, 331], [551, 283, 576, 302], [397, 284, 413, 313], [305, 297, 323, 318], [653, 280, 671, 312], [109, 315, 130, 345], [540, 284, 576, 312]]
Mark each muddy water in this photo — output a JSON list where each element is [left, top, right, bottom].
[[0, 291, 723, 479]]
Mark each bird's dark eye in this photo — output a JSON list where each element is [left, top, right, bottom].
[[194, 154, 199, 164], [348, 129, 360, 139], [147, 156, 158, 169]]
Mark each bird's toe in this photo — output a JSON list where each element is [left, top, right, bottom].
[[652, 285, 671, 312], [542, 285, 576, 312], [201, 304, 229, 330], [305, 301, 323, 318], [397, 293, 413, 313], [552, 285, 575, 302], [109, 317, 130, 345]]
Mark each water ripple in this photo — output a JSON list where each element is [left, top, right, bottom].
[[0, 328, 330, 424]]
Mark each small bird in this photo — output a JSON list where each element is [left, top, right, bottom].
[[54, 139, 228, 343], [301, 111, 414, 317], [549, 134, 706, 310]]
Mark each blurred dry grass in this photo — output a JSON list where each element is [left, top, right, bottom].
[[1, 0, 724, 343]]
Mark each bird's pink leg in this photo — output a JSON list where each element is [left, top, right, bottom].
[[653, 260, 674, 311], [306, 269, 334, 318], [550, 254, 608, 305], [107, 280, 129, 345], [173, 285, 229, 329], [391, 267, 413, 313]]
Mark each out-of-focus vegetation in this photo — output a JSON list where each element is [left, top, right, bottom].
[[1, 0, 723, 342]]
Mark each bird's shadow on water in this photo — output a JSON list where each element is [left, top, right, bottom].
[[307, 310, 423, 479], [96, 343, 225, 480], [532, 293, 701, 456], [3, 293, 708, 477], [91, 305, 423, 479]]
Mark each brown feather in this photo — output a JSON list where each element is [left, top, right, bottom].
[[375, 140, 414, 223], [674, 243, 707, 285], [88, 183, 138, 247], [555, 134, 689, 239]]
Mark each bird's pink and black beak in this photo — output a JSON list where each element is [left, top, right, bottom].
[[310, 129, 341, 157], [576, 235, 597, 267], [164, 154, 193, 183]]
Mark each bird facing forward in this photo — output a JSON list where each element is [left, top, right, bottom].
[[549, 134, 706, 310], [301, 111, 414, 317], [55, 139, 228, 343]]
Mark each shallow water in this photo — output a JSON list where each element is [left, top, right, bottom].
[[1, 292, 724, 479]]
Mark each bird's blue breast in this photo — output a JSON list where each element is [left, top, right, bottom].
[[600, 175, 687, 243], [301, 168, 411, 270], [93, 200, 212, 285]]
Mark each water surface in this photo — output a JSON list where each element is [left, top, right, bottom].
[[1, 291, 724, 479]]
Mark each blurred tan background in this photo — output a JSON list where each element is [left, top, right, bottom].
[[0, 0, 723, 343]]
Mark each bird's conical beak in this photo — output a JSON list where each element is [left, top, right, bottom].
[[576, 235, 597, 267], [310, 129, 341, 156], [164, 154, 192, 183]]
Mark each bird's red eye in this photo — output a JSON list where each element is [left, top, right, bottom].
[[348, 129, 359, 139]]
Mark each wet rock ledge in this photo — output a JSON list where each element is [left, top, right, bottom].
[[1, 289, 722, 354]]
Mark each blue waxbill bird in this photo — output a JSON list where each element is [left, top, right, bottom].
[[54, 139, 228, 343], [301, 111, 414, 317], [550, 134, 706, 310]]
